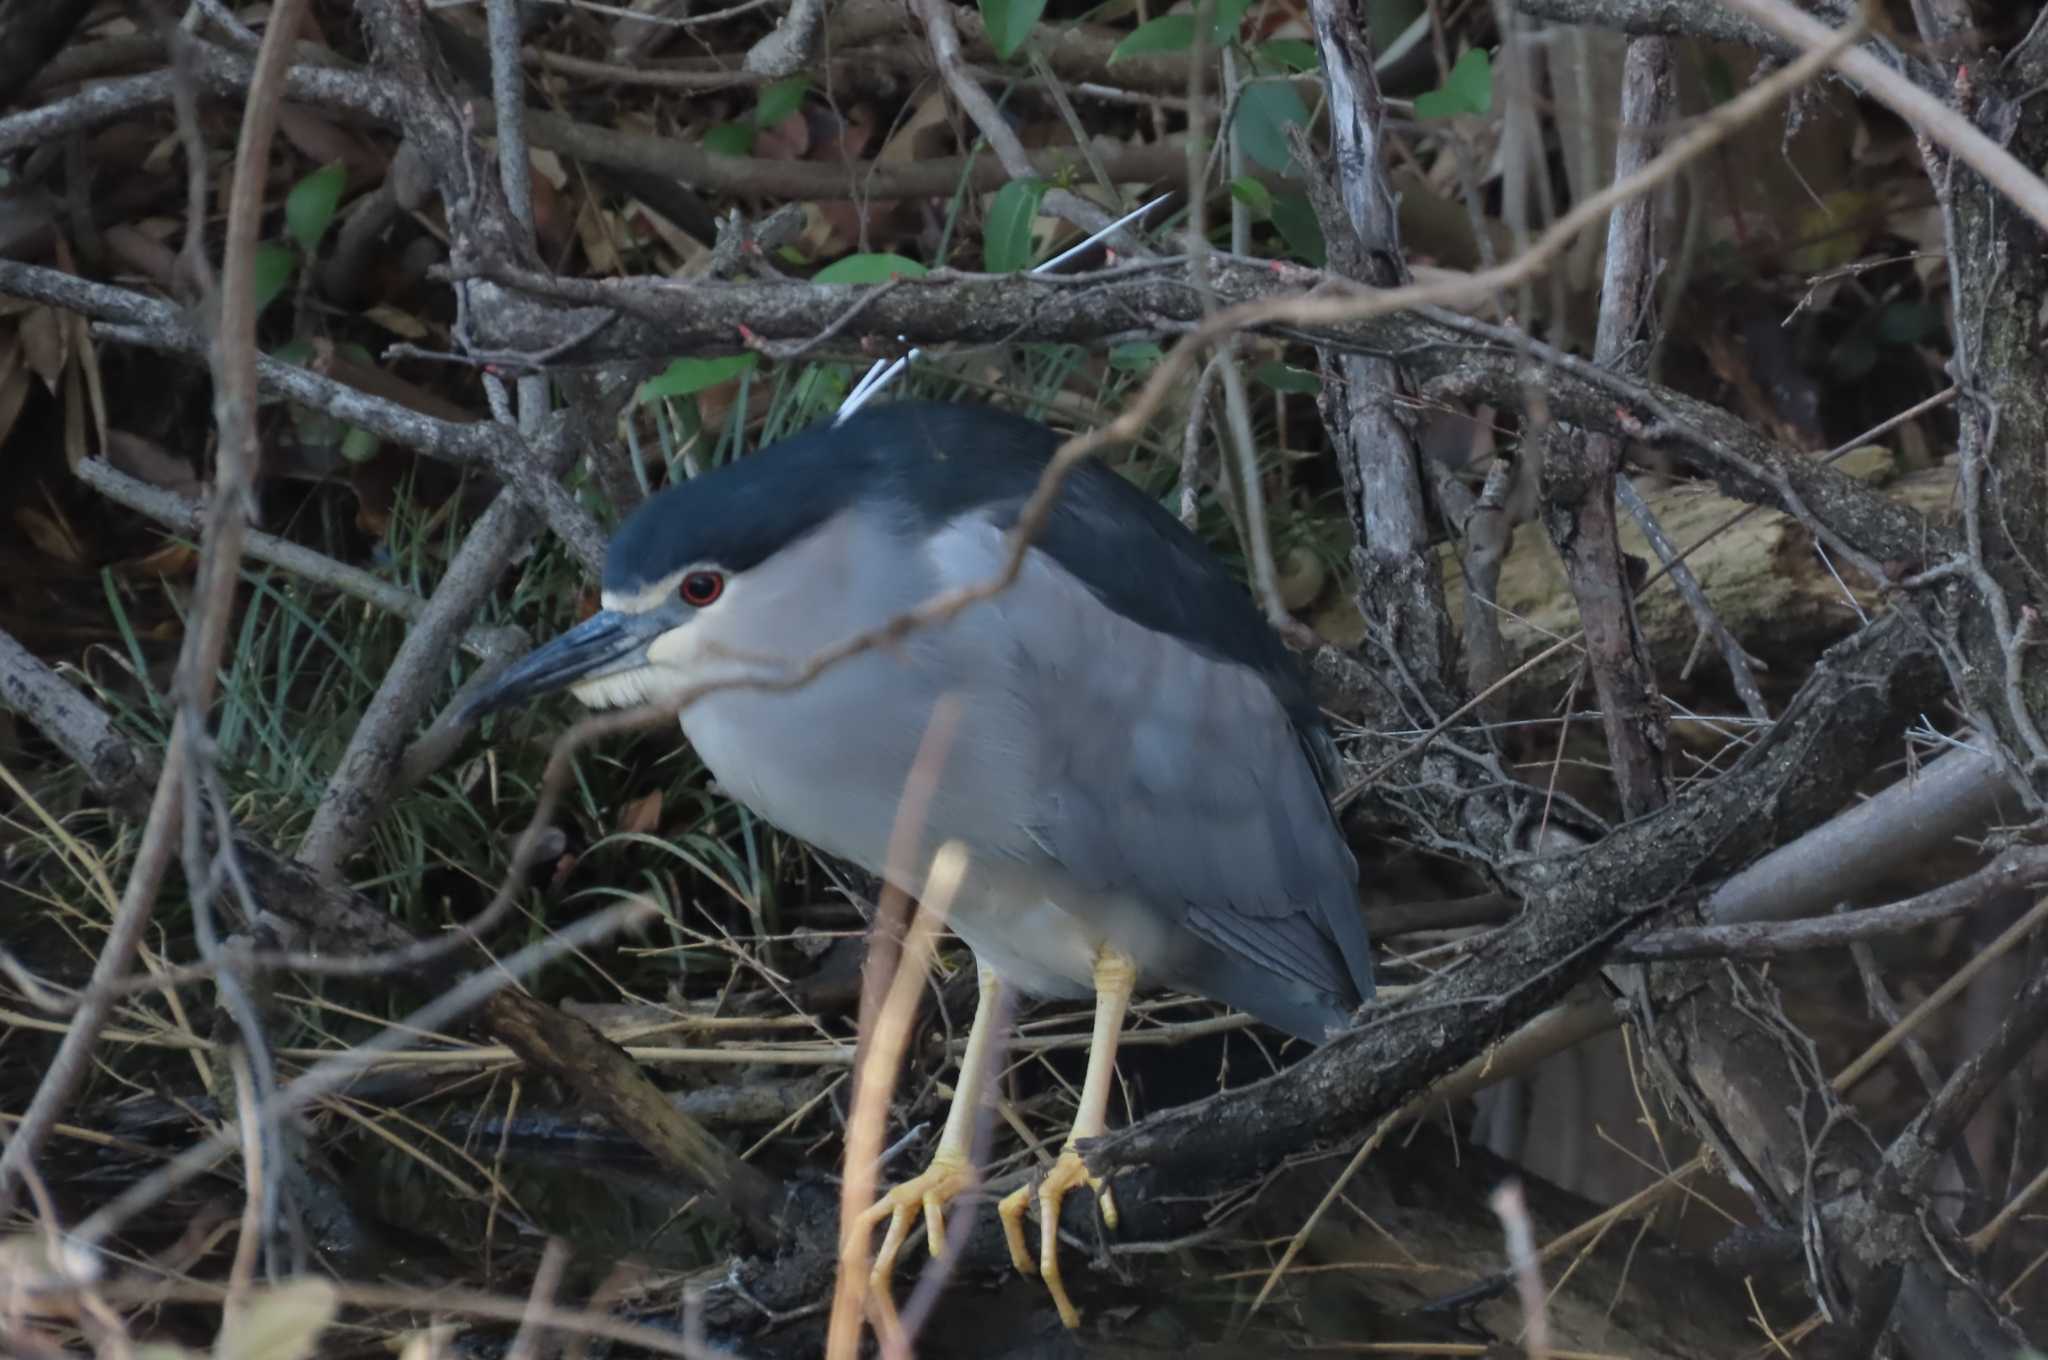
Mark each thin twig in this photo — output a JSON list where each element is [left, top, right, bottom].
[[908, 0, 1125, 240], [1834, 894, 2048, 1094], [77, 459, 517, 659], [827, 701, 963, 1360], [0, 0, 310, 1221]]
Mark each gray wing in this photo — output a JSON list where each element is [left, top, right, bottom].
[[931, 519, 1372, 1019]]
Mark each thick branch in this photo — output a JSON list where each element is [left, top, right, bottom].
[[1304, 0, 1452, 719], [1511, 0, 1830, 55], [480, 990, 785, 1244], [1541, 35, 1676, 819], [0, 629, 157, 818]]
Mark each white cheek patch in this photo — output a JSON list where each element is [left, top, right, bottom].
[[646, 620, 701, 669], [569, 619, 707, 711], [570, 668, 670, 711], [602, 579, 684, 614]]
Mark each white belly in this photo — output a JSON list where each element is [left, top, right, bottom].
[[933, 857, 1180, 999]]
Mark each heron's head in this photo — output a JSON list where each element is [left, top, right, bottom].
[[458, 424, 887, 722]]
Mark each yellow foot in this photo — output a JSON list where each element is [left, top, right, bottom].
[[995, 1147, 1117, 1329], [856, 1150, 976, 1291]]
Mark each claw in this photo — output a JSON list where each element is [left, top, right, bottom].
[[998, 1147, 1115, 1328], [856, 1150, 975, 1298], [999, 946, 1136, 1330], [1035, 1148, 1110, 1328], [998, 1180, 1036, 1275]]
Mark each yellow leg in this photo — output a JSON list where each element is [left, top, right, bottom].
[[857, 964, 1005, 1318], [997, 945, 1136, 1329]]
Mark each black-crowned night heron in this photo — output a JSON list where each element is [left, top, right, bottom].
[[464, 401, 1374, 1326]]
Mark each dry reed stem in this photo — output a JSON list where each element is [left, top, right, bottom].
[[826, 697, 963, 1360]]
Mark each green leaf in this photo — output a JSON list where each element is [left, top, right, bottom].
[[813, 252, 928, 284], [1108, 341, 1163, 371], [285, 161, 347, 256], [755, 75, 809, 127], [1414, 47, 1492, 120], [1256, 38, 1318, 72], [286, 161, 346, 258], [703, 122, 757, 156], [251, 243, 296, 314], [1270, 191, 1325, 265], [1210, 0, 1254, 43], [1233, 81, 1310, 174], [339, 426, 381, 463], [269, 338, 315, 366], [793, 364, 850, 410], [980, 0, 1047, 60], [638, 353, 759, 402], [1111, 14, 1194, 61], [287, 403, 340, 445], [1227, 175, 1273, 219], [984, 179, 1047, 273], [1253, 360, 1318, 394]]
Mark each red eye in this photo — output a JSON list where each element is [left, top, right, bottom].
[[679, 570, 725, 607]]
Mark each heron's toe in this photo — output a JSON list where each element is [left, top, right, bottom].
[[998, 1181, 1037, 1276], [859, 1151, 974, 1297], [1032, 1147, 1112, 1329]]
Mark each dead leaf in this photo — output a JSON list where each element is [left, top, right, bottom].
[[530, 163, 576, 258], [122, 542, 202, 579], [618, 790, 664, 836], [277, 107, 381, 184], [876, 88, 953, 165], [0, 362, 30, 454], [103, 224, 181, 290], [754, 110, 812, 162], [15, 508, 85, 564], [62, 347, 88, 471], [626, 199, 713, 273], [55, 238, 107, 467], [1788, 190, 1878, 275], [142, 130, 181, 176], [810, 103, 876, 166], [18, 307, 66, 392], [573, 197, 621, 274], [363, 303, 431, 340], [531, 147, 568, 189], [309, 339, 476, 422], [105, 430, 203, 499], [215, 1278, 338, 1360]]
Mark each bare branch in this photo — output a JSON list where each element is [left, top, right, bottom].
[[1622, 847, 2048, 961]]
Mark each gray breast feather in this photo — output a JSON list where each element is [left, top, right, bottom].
[[924, 514, 1372, 1016]]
